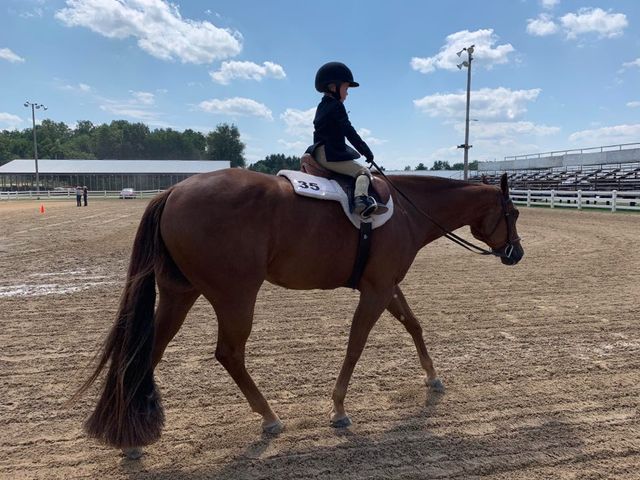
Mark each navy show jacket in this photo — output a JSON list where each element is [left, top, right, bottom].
[[312, 95, 373, 162]]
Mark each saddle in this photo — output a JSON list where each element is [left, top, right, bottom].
[[278, 154, 395, 289], [300, 154, 391, 212]]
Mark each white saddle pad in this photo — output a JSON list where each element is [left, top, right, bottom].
[[278, 170, 393, 229]]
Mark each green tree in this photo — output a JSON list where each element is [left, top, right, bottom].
[[249, 154, 300, 175], [181, 129, 207, 160], [415, 162, 427, 171], [206, 123, 245, 167], [452, 160, 479, 171], [92, 123, 122, 159], [431, 160, 451, 170], [34, 120, 72, 159]]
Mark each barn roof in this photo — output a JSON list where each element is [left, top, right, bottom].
[[0, 159, 230, 174]]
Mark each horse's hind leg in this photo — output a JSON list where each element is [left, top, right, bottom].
[[210, 292, 283, 434], [151, 284, 200, 368], [387, 285, 444, 392]]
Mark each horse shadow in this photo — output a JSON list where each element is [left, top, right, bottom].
[[119, 386, 584, 479]]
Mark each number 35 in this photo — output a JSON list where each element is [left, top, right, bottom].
[[297, 181, 320, 191]]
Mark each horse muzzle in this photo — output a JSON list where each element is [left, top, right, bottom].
[[494, 241, 524, 266]]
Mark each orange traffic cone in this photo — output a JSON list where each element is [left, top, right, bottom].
[[39, 204, 45, 214]]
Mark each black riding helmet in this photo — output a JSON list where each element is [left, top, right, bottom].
[[315, 62, 360, 93]]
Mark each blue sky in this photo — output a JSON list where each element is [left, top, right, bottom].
[[1, 0, 639, 170]]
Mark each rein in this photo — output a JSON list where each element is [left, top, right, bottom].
[[368, 160, 515, 259]]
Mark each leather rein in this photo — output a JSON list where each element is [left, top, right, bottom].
[[368, 160, 519, 260]]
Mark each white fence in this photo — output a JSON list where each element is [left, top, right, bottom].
[[511, 189, 640, 212], [0, 189, 163, 201]]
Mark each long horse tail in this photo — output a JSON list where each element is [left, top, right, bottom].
[[71, 189, 172, 448]]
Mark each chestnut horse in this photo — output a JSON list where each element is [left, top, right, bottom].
[[75, 169, 523, 456]]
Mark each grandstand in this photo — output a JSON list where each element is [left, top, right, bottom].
[[475, 143, 640, 191]]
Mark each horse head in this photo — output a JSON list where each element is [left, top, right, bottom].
[[470, 173, 524, 266]]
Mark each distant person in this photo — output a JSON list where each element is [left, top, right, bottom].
[[83, 186, 88, 206], [75, 185, 82, 207]]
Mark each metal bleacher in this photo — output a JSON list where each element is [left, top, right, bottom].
[[475, 143, 640, 191]]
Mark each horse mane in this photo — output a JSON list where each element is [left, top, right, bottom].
[[384, 174, 483, 192]]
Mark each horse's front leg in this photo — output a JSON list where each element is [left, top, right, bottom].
[[331, 286, 392, 428], [387, 285, 444, 392]]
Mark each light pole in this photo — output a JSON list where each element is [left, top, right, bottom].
[[24, 101, 47, 198], [456, 45, 474, 180]]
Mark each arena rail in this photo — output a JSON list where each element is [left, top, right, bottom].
[[511, 189, 640, 212], [0, 189, 164, 201]]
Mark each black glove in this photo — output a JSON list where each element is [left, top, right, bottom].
[[364, 152, 374, 164]]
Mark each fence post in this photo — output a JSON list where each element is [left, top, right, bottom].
[[612, 190, 617, 212], [527, 190, 531, 207], [550, 190, 555, 208], [577, 190, 582, 210]]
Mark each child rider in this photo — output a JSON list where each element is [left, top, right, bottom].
[[309, 62, 377, 218]]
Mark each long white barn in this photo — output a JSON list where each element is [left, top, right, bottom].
[[0, 159, 230, 191]]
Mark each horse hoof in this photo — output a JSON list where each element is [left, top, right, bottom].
[[330, 415, 352, 428], [426, 378, 445, 393], [262, 419, 284, 435], [122, 447, 143, 459]]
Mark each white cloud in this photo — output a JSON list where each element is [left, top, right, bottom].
[[278, 108, 314, 151], [541, 0, 559, 9], [560, 8, 628, 39], [20, 7, 44, 19], [198, 97, 273, 120], [131, 91, 155, 105], [98, 90, 163, 122], [55, 0, 242, 64], [62, 82, 91, 92], [457, 121, 560, 139], [277, 139, 308, 152], [280, 107, 315, 138], [0, 48, 25, 63], [627, 101, 640, 108], [0, 113, 24, 129], [622, 58, 640, 70], [411, 29, 514, 74], [526, 14, 558, 36], [210, 60, 286, 85], [414, 87, 541, 121], [99, 104, 159, 122], [357, 128, 386, 146], [569, 124, 640, 144]]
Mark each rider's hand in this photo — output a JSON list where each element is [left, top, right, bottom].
[[365, 152, 374, 164]]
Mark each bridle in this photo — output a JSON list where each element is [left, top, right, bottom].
[[368, 160, 520, 260], [484, 196, 522, 260]]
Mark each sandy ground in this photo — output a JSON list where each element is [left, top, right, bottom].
[[0, 198, 638, 479]]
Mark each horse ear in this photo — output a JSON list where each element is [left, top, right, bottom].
[[500, 173, 509, 198]]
